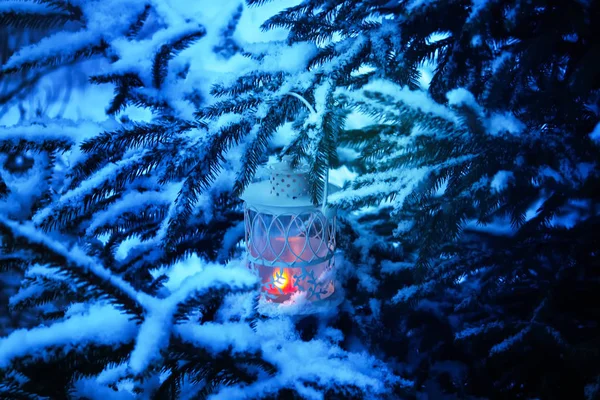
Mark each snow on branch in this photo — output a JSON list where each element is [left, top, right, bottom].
[[0, 119, 104, 147], [0, 217, 148, 318], [127, 264, 258, 374], [0, 1, 59, 14], [213, 320, 409, 399], [329, 168, 428, 209], [1, 30, 104, 75], [489, 326, 531, 355], [0, 303, 136, 368]]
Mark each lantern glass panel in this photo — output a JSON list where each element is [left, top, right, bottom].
[[247, 210, 333, 264], [245, 206, 336, 303]]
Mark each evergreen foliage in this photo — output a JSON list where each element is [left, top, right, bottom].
[[1, 0, 599, 399]]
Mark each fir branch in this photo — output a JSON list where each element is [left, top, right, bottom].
[[0, 1, 82, 30], [196, 96, 262, 119], [0, 218, 145, 320], [1, 39, 109, 76], [80, 120, 194, 155], [89, 73, 144, 115], [246, 0, 275, 7], [308, 106, 343, 204], [159, 339, 276, 400], [210, 72, 285, 98], [0, 138, 72, 154], [152, 29, 206, 89], [127, 4, 151, 38], [165, 120, 251, 241], [173, 287, 227, 324], [0, 10, 74, 29], [232, 95, 303, 196]]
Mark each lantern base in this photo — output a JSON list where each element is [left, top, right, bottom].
[[251, 261, 336, 304], [262, 280, 335, 304], [255, 286, 344, 317]]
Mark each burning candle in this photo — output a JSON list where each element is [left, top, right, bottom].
[[265, 267, 297, 295]]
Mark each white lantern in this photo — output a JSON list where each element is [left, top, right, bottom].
[[240, 160, 338, 304]]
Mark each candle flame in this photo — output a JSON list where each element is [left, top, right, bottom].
[[267, 267, 296, 295], [273, 268, 289, 288]]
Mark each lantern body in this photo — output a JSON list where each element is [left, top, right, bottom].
[[240, 162, 337, 303]]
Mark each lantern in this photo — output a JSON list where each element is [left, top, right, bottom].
[[240, 160, 338, 304]]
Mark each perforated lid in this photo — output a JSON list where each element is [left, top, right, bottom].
[[240, 160, 339, 214], [267, 161, 309, 200]]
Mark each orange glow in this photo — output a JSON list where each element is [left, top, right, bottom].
[[266, 267, 297, 295]]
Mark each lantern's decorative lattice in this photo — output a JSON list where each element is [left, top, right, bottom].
[[240, 161, 338, 304]]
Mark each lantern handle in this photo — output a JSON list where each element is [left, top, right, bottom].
[[282, 91, 329, 212], [284, 92, 317, 116]]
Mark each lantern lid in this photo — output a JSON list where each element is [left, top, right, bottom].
[[240, 180, 340, 208], [240, 160, 339, 213]]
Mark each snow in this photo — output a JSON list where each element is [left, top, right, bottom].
[[0, 303, 136, 368], [85, 188, 173, 235], [176, 321, 260, 354], [329, 165, 358, 187], [0, 217, 147, 306], [490, 170, 514, 192], [128, 258, 257, 373], [218, 221, 245, 258], [491, 51, 513, 72], [0, 1, 57, 14], [489, 326, 530, 355], [352, 80, 458, 122], [447, 88, 525, 136], [468, 0, 490, 21], [455, 321, 504, 340], [357, 268, 379, 292], [369, 298, 382, 320], [487, 112, 525, 136], [128, 302, 171, 374], [392, 285, 419, 303], [464, 216, 516, 236], [211, 315, 405, 399], [0, 119, 103, 143], [261, 42, 318, 74], [3, 30, 100, 72], [237, 0, 302, 43], [330, 167, 428, 210], [380, 260, 414, 274], [447, 87, 484, 116], [406, 0, 438, 12], [72, 377, 135, 400]]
